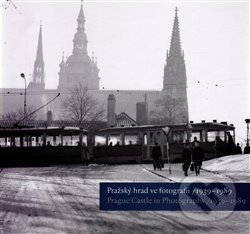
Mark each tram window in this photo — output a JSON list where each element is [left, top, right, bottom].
[[124, 134, 139, 145], [82, 135, 87, 146], [0, 138, 5, 147], [62, 135, 79, 146], [143, 133, 147, 145], [172, 131, 185, 143], [149, 132, 154, 144], [108, 134, 121, 146], [47, 136, 54, 146], [95, 135, 106, 146], [156, 132, 161, 143], [207, 131, 217, 142], [7, 137, 11, 147], [217, 131, 225, 141], [36, 136, 44, 146], [191, 132, 201, 142]]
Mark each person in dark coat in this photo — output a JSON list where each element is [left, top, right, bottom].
[[191, 137, 199, 149], [214, 136, 223, 157], [226, 132, 235, 155], [235, 143, 242, 154], [192, 142, 204, 176], [151, 142, 162, 170], [182, 143, 192, 176], [244, 143, 250, 154]]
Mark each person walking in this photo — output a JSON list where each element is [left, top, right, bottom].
[[192, 142, 204, 176], [214, 136, 223, 157], [244, 143, 250, 154], [181, 143, 192, 176], [151, 142, 162, 170], [226, 132, 235, 155], [191, 137, 199, 149], [235, 143, 242, 154]]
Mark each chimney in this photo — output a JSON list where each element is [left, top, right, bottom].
[[136, 102, 148, 125], [47, 110, 53, 127], [107, 94, 116, 127]]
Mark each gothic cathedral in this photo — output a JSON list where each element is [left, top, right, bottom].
[[163, 8, 189, 123]]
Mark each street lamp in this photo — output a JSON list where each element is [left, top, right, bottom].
[[20, 73, 27, 118], [245, 119, 250, 146]]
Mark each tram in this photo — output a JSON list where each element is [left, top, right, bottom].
[[0, 126, 88, 166], [92, 121, 235, 164], [93, 125, 168, 164]]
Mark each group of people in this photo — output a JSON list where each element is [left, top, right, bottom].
[[182, 138, 205, 176], [214, 132, 250, 156]]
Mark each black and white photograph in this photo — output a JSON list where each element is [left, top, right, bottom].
[[0, 0, 249, 233]]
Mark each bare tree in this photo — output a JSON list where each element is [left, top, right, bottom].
[[62, 83, 105, 126], [149, 95, 187, 125], [2, 106, 37, 121]]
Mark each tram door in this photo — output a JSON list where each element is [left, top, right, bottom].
[[142, 133, 148, 160], [142, 130, 168, 161], [142, 131, 155, 160]]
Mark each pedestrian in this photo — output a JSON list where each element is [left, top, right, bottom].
[[235, 143, 242, 155], [226, 132, 235, 155], [151, 142, 162, 170], [214, 136, 223, 157], [192, 141, 204, 176], [181, 143, 192, 176], [191, 137, 199, 149], [244, 143, 250, 154]]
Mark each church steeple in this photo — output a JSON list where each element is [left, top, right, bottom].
[[163, 7, 188, 123], [28, 23, 45, 90], [36, 23, 44, 62], [169, 7, 182, 57], [73, 0, 88, 55], [58, 1, 100, 91]]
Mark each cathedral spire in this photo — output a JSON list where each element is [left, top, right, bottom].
[[28, 23, 45, 90], [169, 7, 182, 57], [36, 23, 44, 63], [162, 7, 188, 123]]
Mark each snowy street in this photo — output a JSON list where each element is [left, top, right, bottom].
[[0, 154, 249, 233]]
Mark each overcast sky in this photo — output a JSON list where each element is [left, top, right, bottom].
[[1, 0, 249, 142]]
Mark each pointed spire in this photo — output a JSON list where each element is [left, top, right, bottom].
[[169, 7, 182, 56], [36, 23, 43, 62], [29, 23, 45, 89], [78, 0, 85, 23], [73, 0, 88, 54], [60, 51, 66, 68], [62, 51, 65, 61]]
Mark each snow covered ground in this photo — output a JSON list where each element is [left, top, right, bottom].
[[0, 154, 249, 233]]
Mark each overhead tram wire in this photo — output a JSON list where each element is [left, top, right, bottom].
[[13, 93, 60, 127], [0, 77, 247, 97]]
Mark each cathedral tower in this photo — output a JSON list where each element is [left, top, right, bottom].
[[58, 1, 100, 91], [28, 24, 45, 90], [163, 8, 189, 122]]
